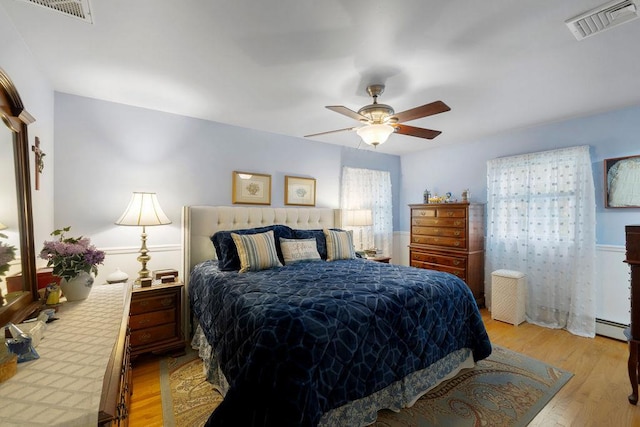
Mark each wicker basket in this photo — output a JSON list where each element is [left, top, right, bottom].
[[491, 269, 526, 325]]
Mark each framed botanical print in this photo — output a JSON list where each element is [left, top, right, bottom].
[[604, 155, 640, 208], [285, 176, 316, 206], [232, 171, 271, 205]]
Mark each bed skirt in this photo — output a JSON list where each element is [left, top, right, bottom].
[[191, 324, 475, 426]]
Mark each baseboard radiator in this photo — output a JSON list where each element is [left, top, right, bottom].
[[596, 318, 627, 342]]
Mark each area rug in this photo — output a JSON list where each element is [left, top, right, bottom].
[[160, 345, 572, 427]]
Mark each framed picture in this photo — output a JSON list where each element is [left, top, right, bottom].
[[604, 155, 640, 208], [232, 171, 271, 205], [285, 176, 316, 206]]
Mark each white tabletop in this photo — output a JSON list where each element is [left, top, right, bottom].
[[0, 282, 128, 426]]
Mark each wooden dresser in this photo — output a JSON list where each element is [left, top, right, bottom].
[[0, 283, 132, 426], [626, 225, 640, 405], [409, 202, 485, 307], [130, 281, 185, 358]]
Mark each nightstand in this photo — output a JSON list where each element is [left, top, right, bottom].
[[369, 256, 391, 263], [129, 281, 185, 358]]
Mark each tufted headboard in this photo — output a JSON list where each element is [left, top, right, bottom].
[[181, 205, 340, 284]]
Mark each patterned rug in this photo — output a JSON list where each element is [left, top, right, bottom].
[[160, 345, 572, 427]]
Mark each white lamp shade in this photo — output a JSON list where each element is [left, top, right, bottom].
[[115, 192, 171, 226], [356, 124, 394, 146], [345, 209, 373, 227]]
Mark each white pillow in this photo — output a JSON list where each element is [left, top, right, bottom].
[[280, 238, 322, 264]]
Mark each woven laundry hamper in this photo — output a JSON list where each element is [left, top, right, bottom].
[[491, 269, 526, 325]]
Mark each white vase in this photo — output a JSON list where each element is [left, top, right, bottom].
[[61, 271, 94, 301]]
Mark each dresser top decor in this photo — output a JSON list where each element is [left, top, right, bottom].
[[0, 282, 129, 426]]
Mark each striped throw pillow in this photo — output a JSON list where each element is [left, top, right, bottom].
[[231, 230, 282, 273], [323, 229, 356, 261], [280, 238, 322, 264]]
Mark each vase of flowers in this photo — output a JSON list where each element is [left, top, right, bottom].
[[0, 233, 17, 306], [40, 227, 105, 302]]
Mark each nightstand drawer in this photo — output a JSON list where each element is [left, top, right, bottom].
[[130, 294, 177, 315], [130, 323, 177, 347], [130, 309, 175, 330], [129, 281, 185, 358]]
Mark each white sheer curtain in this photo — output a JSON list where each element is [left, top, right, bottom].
[[486, 145, 596, 337], [341, 167, 393, 257]]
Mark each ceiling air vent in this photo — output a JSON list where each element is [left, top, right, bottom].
[[16, 0, 93, 24], [565, 0, 638, 40]]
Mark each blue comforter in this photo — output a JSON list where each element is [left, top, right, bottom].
[[190, 258, 491, 427]]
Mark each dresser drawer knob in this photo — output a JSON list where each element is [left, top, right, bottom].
[[454, 241, 461, 247], [140, 333, 152, 342], [454, 231, 461, 236], [447, 211, 454, 217], [161, 298, 173, 306], [453, 260, 460, 266], [454, 221, 462, 226]]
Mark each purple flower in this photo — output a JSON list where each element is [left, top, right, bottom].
[[40, 227, 106, 282]]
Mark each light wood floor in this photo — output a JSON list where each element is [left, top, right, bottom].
[[129, 309, 640, 426]]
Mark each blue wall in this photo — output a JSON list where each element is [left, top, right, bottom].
[[400, 104, 640, 246], [54, 93, 401, 248]]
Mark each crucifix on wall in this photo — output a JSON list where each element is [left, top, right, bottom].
[[31, 136, 45, 191]]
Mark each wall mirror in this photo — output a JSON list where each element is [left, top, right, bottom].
[[0, 67, 38, 326], [605, 155, 640, 208]]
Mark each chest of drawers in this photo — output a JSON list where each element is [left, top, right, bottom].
[[409, 203, 485, 306], [130, 281, 185, 358]]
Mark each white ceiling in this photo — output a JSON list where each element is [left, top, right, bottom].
[[2, 0, 640, 155]]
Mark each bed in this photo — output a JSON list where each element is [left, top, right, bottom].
[[182, 206, 492, 426]]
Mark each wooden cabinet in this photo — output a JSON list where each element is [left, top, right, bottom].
[[626, 225, 640, 405], [130, 281, 185, 358], [409, 203, 485, 306]]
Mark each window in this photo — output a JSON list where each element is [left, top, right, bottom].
[[486, 145, 596, 337], [341, 167, 393, 257]]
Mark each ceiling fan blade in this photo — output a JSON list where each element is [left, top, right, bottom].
[[305, 127, 357, 138], [391, 100, 450, 123], [326, 105, 369, 122], [393, 124, 442, 140]]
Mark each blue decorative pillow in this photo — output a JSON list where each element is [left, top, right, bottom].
[[212, 225, 294, 271]]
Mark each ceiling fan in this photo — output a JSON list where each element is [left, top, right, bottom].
[[305, 84, 450, 147]]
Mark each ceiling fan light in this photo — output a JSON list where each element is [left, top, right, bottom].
[[356, 124, 394, 146]]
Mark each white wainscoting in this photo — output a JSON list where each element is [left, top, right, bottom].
[[595, 244, 629, 341], [393, 231, 411, 267], [392, 232, 629, 340]]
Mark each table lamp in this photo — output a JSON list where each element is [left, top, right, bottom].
[[115, 192, 171, 284], [344, 209, 373, 251]]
